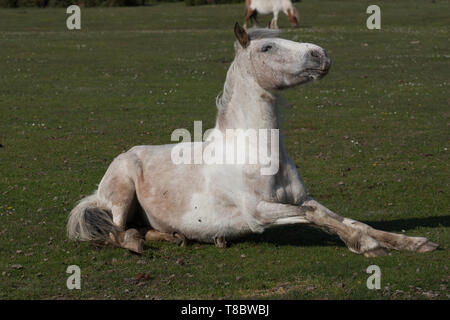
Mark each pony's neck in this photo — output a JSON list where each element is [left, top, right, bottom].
[[215, 60, 280, 131]]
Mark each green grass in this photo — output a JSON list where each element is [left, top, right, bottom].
[[0, 0, 449, 299]]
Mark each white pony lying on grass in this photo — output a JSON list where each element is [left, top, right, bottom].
[[68, 24, 438, 257]]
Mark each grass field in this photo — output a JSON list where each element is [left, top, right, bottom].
[[0, 0, 449, 299]]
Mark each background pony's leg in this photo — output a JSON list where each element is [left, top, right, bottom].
[[244, 8, 256, 29], [270, 11, 279, 29], [250, 11, 258, 27]]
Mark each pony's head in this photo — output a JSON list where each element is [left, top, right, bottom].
[[287, 7, 299, 27], [233, 23, 331, 91]]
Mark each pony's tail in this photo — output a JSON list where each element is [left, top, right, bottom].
[[67, 193, 119, 244]]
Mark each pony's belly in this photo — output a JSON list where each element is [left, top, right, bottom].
[[175, 195, 252, 242], [130, 144, 255, 242], [145, 209, 250, 243], [250, 0, 276, 14], [140, 188, 251, 243]]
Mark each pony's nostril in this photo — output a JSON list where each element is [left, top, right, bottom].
[[310, 50, 321, 58]]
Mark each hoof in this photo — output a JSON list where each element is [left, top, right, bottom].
[[123, 229, 144, 254], [124, 239, 144, 254], [363, 247, 388, 258], [416, 240, 439, 253], [173, 232, 188, 247], [214, 236, 227, 248]]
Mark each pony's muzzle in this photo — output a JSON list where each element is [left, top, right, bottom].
[[309, 48, 331, 75], [320, 50, 331, 73]]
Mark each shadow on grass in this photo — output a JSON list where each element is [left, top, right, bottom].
[[235, 216, 449, 247], [362, 216, 450, 232], [237, 224, 344, 247]]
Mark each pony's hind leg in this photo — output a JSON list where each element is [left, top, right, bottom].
[[111, 228, 144, 254], [97, 158, 145, 253]]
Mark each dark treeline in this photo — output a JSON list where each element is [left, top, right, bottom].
[[1, 0, 301, 8], [2, 0, 175, 7]]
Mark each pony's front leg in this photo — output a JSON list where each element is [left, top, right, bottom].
[[256, 198, 439, 256], [301, 198, 439, 255], [256, 200, 386, 256], [255, 201, 311, 225]]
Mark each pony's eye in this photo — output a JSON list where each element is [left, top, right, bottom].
[[261, 45, 273, 52]]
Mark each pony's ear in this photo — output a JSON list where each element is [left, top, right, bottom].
[[234, 22, 250, 48]]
